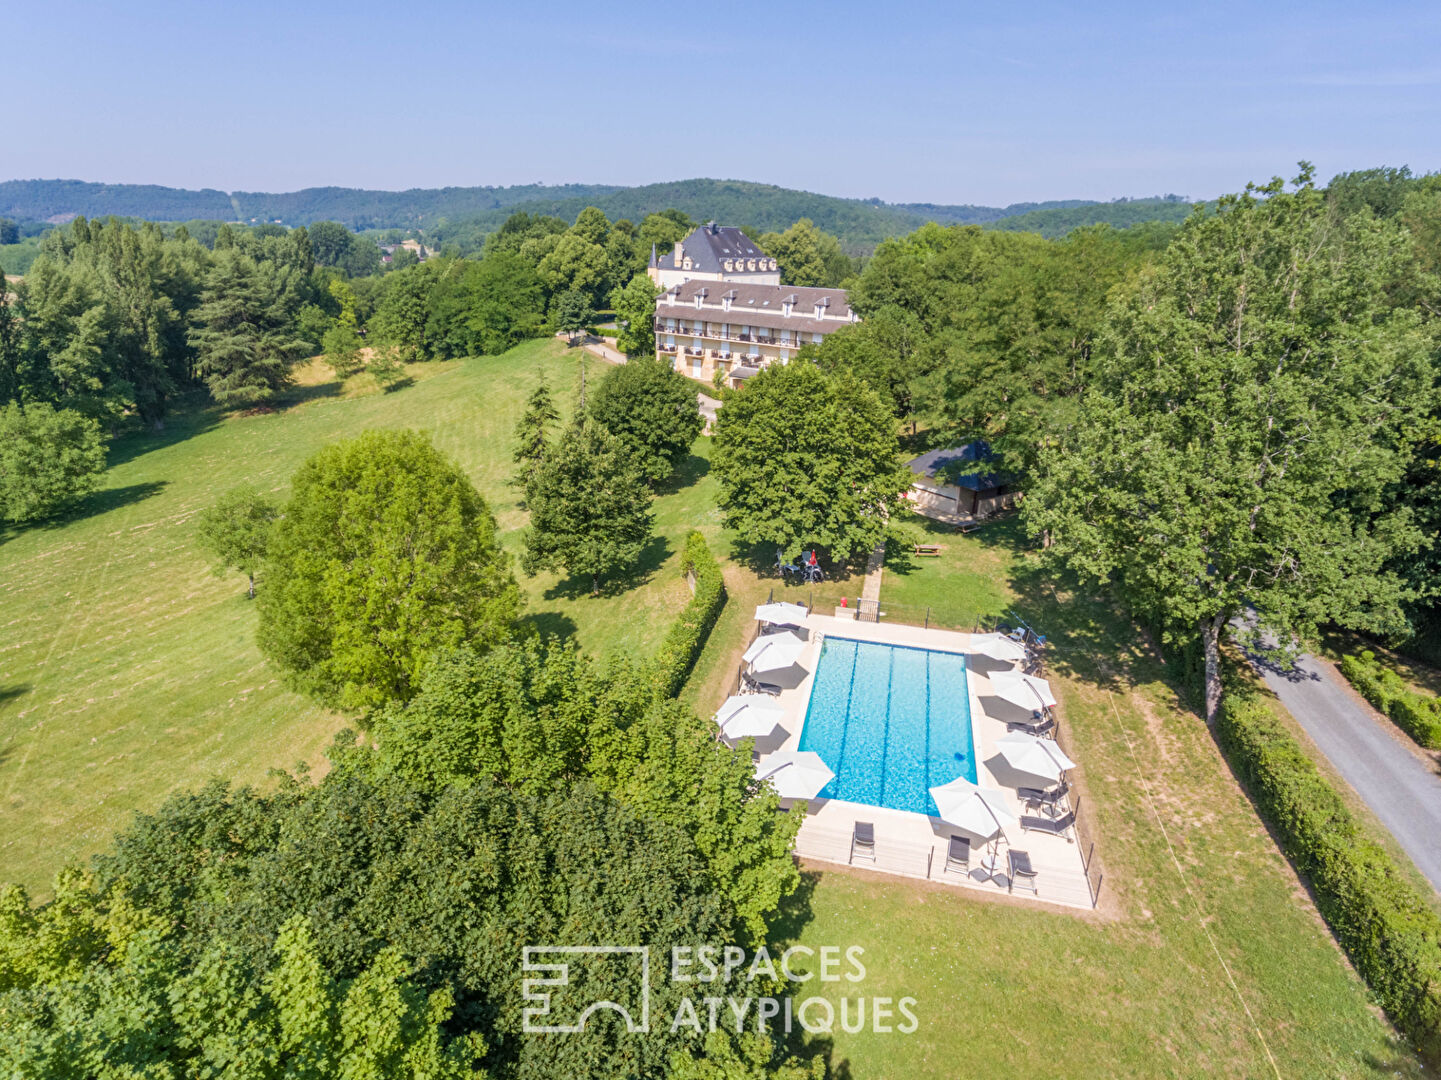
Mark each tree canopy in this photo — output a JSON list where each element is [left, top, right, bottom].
[[0, 402, 107, 524], [712, 361, 911, 563], [521, 421, 656, 594], [1025, 169, 1435, 718], [194, 484, 281, 599], [258, 429, 520, 710], [588, 357, 703, 483], [0, 636, 809, 1077]]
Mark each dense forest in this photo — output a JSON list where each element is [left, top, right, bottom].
[[2, 177, 1199, 251], [987, 195, 1197, 237]]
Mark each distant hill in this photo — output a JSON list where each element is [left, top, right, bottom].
[[987, 196, 1199, 238], [0, 177, 1200, 249]]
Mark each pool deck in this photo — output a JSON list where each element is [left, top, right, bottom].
[[755, 613, 1096, 911]]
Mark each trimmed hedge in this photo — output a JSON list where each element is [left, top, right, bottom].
[[1216, 687, 1441, 1060], [652, 530, 727, 698], [1338, 650, 1441, 750]]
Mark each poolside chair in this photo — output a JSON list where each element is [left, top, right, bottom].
[[1008, 849, 1039, 895], [944, 835, 970, 875], [850, 822, 876, 864], [1006, 713, 1056, 738], [742, 672, 783, 696], [1020, 805, 1077, 841], [1018, 781, 1069, 816]]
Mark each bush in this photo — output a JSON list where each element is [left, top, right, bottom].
[[652, 531, 726, 697], [1338, 650, 1441, 749], [1216, 687, 1441, 1060]]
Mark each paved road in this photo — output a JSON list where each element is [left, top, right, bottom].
[[1246, 642, 1441, 893]]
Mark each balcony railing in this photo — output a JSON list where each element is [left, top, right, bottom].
[[654, 323, 802, 349]]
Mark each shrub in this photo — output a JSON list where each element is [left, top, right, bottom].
[[1338, 650, 1441, 749], [1216, 686, 1441, 1060], [652, 531, 726, 697]]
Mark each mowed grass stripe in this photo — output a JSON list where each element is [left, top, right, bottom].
[[0, 340, 702, 893]]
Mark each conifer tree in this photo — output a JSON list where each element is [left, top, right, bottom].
[[189, 249, 307, 407], [521, 420, 655, 594], [512, 377, 560, 499]]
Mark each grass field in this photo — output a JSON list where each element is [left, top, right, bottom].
[[0, 338, 1426, 1075], [685, 518, 1426, 1077], [0, 339, 707, 893]]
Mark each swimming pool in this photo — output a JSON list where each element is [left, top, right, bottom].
[[797, 636, 976, 815]]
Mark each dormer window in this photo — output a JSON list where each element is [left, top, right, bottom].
[[746, 259, 756, 271], [782, 293, 797, 318], [723, 259, 733, 272], [722, 289, 736, 313], [682, 257, 692, 270]]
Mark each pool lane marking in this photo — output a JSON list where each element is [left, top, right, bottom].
[[1105, 690, 1283, 1080], [832, 637, 860, 802], [878, 643, 895, 809]]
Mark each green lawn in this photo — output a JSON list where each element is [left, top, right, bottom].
[[0, 340, 1426, 1075], [0, 340, 706, 894], [685, 517, 1425, 1077]]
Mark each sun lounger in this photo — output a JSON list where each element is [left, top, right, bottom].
[[742, 673, 783, 696], [1006, 715, 1056, 737], [1018, 783, 1068, 814], [1020, 806, 1077, 840], [944, 835, 970, 874], [850, 822, 876, 863], [1008, 849, 1038, 895]]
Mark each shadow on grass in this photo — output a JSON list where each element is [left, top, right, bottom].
[[764, 870, 854, 1078], [104, 402, 224, 469], [542, 534, 672, 600], [54, 481, 169, 529], [0, 684, 33, 708], [724, 537, 866, 585], [276, 380, 345, 409], [0, 481, 171, 548], [518, 610, 580, 641], [655, 451, 710, 495]]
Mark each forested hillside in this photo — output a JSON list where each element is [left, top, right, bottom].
[[988, 195, 1199, 237], [1, 177, 1197, 249]]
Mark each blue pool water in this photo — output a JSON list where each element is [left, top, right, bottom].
[[797, 637, 975, 815]]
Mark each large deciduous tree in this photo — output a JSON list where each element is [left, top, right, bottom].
[[610, 273, 660, 358], [0, 402, 107, 524], [588, 356, 703, 484], [756, 218, 853, 288], [551, 288, 594, 345], [712, 360, 910, 564], [1026, 169, 1434, 720], [258, 429, 519, 710], [521, 421, 655, 594]]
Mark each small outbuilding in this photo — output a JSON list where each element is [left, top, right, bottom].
[[905, 441, 1019, 522]]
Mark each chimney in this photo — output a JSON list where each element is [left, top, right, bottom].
[[673, 240, 683, 264]]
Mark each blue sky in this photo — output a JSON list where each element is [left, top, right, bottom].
[[7, 0, 1440, 205]]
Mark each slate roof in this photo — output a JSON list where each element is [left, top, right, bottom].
[[908, 443, 1007, 491], [655, 222, 775, 273], [657, 279, 854, 335]]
